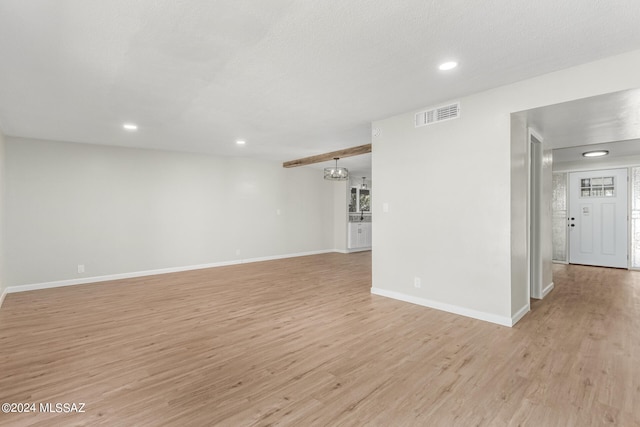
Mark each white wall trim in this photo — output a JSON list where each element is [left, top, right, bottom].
[[542, 281, 555, 298], [528, 127, 544, 301], [347, 247, 372, 253], [333, 249, 350, 254], [511, 304, 530, 326], [370, 287, 513, 327], [0, 288, 7, 308], [6, 250, 336, 294]]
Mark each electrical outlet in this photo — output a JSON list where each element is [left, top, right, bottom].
[[276, 209, 281, 216], [414, 277, 421, 288], [78, 264, 85, 274], [235, 249, 241, 256]]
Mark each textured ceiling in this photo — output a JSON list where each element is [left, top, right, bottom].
[[1, 1, 640, 166]]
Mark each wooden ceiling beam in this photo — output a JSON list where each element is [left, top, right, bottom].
[[283, 144, 371, 168]]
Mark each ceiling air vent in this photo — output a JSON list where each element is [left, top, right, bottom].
[[415, 102, 460, 127]]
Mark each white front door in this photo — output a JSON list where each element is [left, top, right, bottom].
[[569, 169, 628, 268]]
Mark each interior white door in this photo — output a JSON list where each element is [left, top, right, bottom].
[[569, 169, 628, 268]]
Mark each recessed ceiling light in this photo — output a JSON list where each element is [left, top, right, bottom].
[[439, 61, 458, 71], [236, 140, 246, 145], [123, 123, 138, 131], [582, 150, 609, 157]]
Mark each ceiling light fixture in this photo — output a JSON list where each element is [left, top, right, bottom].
[[236, 140, 246, 145], [438, 61, 458, 71], [582, 150, 609, 157], [324, 157, 349, 181], [123, 123, 138, 131]]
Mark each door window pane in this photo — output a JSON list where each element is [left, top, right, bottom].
[[580, 176, 614, 198]]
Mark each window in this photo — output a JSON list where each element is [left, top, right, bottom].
[[580, 176, 615, 198], [359, 189, 370, 212], [349, 188, 357, 213], [349, 187, 371, 213]]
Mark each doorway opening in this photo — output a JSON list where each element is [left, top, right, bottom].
[[516, 88, 640, 308]]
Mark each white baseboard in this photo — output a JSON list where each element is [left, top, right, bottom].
[[6, 249, 336, 294], [370, 287, 513, 327], [236, 250, 333, 264], [511, 304, 530, 326], [0, 287, 7, 308], [333, 248, 372, 254], [542, 281, 555, 297], [347, 247, 372, 253]]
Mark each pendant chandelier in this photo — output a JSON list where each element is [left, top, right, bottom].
[[324, 157, 349, 181]]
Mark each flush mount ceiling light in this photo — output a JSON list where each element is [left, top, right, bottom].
[[236, 140, 246, 145], [123, 123, 138, 131], [324, 157, 349, 181], [582, 150, 609, 157], [438, 61, 458, 71]]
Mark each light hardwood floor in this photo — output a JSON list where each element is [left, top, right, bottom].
[[0, 253, 639, 426]]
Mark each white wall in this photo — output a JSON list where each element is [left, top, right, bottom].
[[349, 176, 372, 190], [333, 181, 349, 252], [0, 128, 5, 304], [510, 114, 529, 313], [372, 49, 640, 326], [5, 137, 336, 287]]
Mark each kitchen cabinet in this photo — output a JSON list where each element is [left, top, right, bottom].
[[348, 222, 371, 249]]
